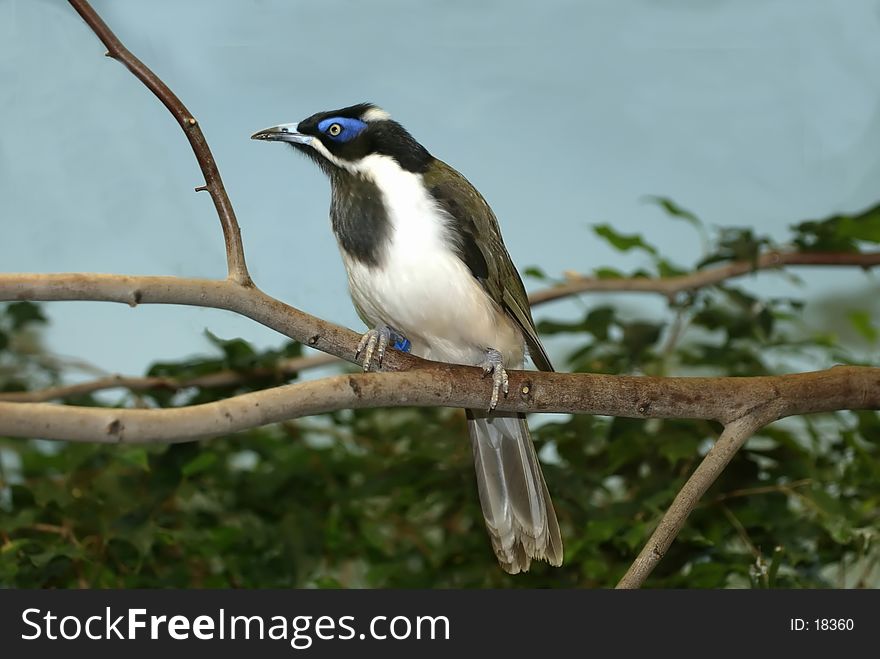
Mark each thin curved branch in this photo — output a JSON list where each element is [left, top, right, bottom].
[[615, 413, 771, 589], [529, 250, 880, 305], [0, 353, 340, 403], [67, 0, 251, 285], [0, 365, 876, 443]]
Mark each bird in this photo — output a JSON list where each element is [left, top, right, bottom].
[[252, 103, 562, 573]]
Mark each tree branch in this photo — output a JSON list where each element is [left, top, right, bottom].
[[0, 365, 876, 442], [615, 413, 771, 589], [1, 245, 876, 402], [0, 273, 421, 372], [67, 0, 251, 285], [2, 247, 877, 402], [0, 353, 340, 403], [529, 250, 880, 305]]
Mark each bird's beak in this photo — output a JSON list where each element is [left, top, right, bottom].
[[250, 123, 312, 145]]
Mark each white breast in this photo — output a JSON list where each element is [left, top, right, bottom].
[[337, 154, 524, 368]]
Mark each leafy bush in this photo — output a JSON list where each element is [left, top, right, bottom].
[[1, 202, 878, 588]]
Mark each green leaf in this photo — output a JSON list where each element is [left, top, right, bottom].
[[118, 448, 151, 472], [592, 224, 658, 255], [523, 266, 547, 280], [0, 329, 8, 351], [655, 259, 687, 278], [6, 301, 47, 330], [621, 321, 662, 354], [205, 330, 257, 369], [698, 228, 769, 268], [584, 306, 615, 340], [767, 546, 784, 589], [280, 341, 304, 359], [847, 310, 877, 343], [792, 202, 880, 251], [644, 196, 702, 227], [659, 434, 699, 464], [593, 267, 625, 279], [535, 318, 588, 336], [181, 451, 219, 477], [837, 204, 880, 243]]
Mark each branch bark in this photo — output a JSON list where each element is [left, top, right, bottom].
[[0, 365, 876, 442], [615, 414, 771, 588], [2, 246, 877, 402], [530, 250, 880, 304], [0, 273, 415, 372], [2, 248, 878, 402]]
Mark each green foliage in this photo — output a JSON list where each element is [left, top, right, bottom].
[[1, 202, 878, 588], [644, 196, 702, 228], [0, 301, 59, 395], [792, 202, 880, 251], [592, 224, 658, 255]]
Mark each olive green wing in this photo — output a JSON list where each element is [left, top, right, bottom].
[[423, 158, 553, 372]]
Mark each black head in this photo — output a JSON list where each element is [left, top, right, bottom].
[[251, 103, 431, 174]]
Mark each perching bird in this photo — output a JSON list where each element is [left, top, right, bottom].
[[252, 103, 562, 573]]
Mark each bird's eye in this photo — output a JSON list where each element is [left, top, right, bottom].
[[317, 117, 367, 142]]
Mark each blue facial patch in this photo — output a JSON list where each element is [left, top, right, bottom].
[[317, 116, 368, 143]]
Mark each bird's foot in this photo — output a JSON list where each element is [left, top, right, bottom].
[[356, 324, 410, 372], [479, 348, 509, 411]]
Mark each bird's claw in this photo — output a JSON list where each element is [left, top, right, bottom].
[[356, 325, 409, 372], [479, 348, 509, 411]]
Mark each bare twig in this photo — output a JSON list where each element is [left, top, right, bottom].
[[67, 0, 251, 285], [530, 251, 880, 305], [707, 478, 812, 504], [719, 504, 760, 560], [616, 413, 773, 588], [0, 353, 340, 403], [0, 365, 876, 443]]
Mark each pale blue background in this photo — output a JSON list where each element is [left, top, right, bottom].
[[1, 0, 878, 378]]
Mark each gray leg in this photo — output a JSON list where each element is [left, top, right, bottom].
[[478, 347, 510, 411], [356, 324, 408, 372]]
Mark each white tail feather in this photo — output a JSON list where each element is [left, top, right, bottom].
[[467, 410, 563, 573]]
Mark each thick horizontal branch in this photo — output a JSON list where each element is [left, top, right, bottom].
[[1, 249, 877, 403], [2, 272, 879, 413], [530, 251, 880, 304], [0, 353, 340, 403], [0, 365, 876, 443], [1, 246, 875, 403]]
